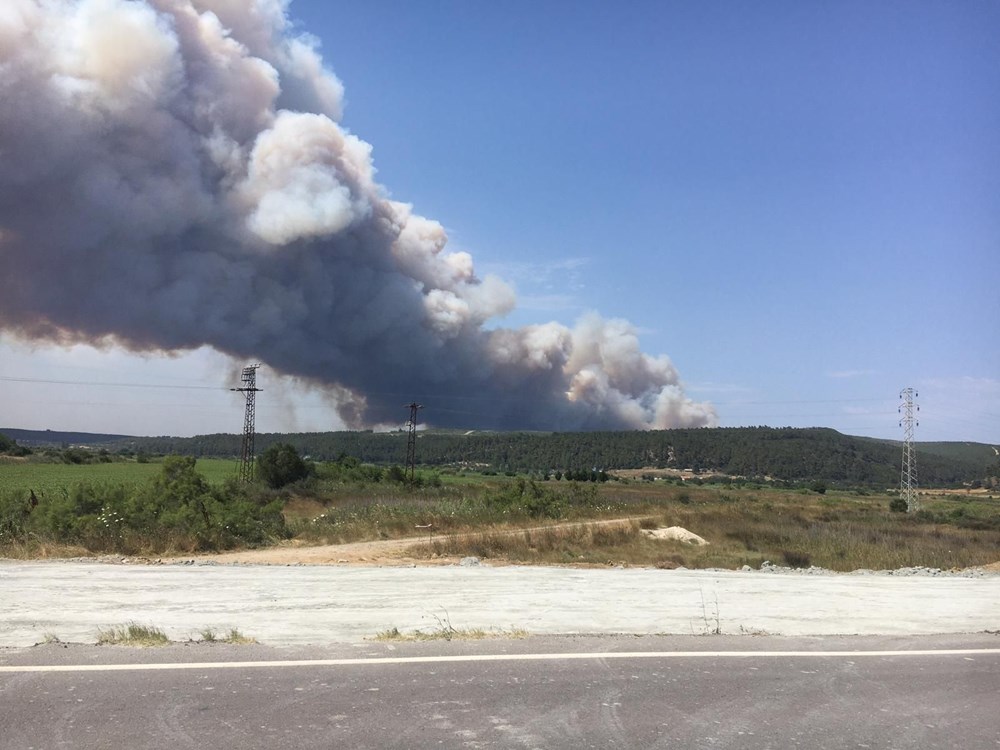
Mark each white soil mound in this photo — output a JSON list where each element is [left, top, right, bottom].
[[642, 526, 708, 545]]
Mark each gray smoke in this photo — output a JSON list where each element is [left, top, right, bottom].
[[0, 0, 717, 430]]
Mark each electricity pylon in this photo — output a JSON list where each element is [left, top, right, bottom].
[[232, 364, 262, 483], [898, 387, 919, 512], [404, 402, 423, 483]]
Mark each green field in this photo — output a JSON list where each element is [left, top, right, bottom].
[[0, 458, 238, 494], [1, 454, 997, 570]]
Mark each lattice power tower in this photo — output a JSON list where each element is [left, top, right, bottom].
[[898, 387, 919, 512], [232, 364, 262, 483], [404, 402, 423, 483]]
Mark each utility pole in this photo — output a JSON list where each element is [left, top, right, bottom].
[[404, 402, 423, 483], [232, 364, 262, 483], [898, 387, 919, 512]]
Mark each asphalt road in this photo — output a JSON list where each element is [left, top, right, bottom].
[[2, 635, 999, 749]]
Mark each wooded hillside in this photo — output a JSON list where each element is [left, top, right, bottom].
[[88, 427, 998, 488]]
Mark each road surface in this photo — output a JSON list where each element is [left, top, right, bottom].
[[2, 635, 999, 749]]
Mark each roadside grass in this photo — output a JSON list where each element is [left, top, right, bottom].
[[96, 622, 170, 647], [93, 623, 256, 647], [199, 627, 256, 644], [373, 623, 529, 642]]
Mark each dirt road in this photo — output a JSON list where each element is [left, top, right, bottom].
[[182, 517, 652, 566]]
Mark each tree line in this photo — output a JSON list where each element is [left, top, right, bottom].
[[97, 426, 995, 488]]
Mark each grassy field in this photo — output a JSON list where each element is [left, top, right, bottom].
[[382, 483, 997, 571], [2, 458, 998, 571], [0, 457, 238, 494], [281, 476, 1000, 572]]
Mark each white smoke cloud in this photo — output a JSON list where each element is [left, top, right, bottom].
[[0, 0, 716, 431]]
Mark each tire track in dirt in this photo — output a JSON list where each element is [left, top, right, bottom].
[[180, 516, 658, 566]]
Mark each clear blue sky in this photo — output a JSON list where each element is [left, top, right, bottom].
[[1, 0, 997, 441]]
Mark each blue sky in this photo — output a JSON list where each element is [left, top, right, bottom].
[[1, 0, 997, 441]]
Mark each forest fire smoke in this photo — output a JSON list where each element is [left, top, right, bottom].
[[0, 0, 717, 430]]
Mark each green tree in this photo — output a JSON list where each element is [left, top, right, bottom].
[[0, 433, 31, 457], [257, 443, 311, 489]]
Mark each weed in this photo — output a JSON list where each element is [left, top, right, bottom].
[[199, 627, 218, 642], [373, 625, 529, 642], [198, 627, 256, 644], [96, 622, 170, 647], [699, 589, 721, 635], [222, 628, 256, 644]]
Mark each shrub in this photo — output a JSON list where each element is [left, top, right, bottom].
[[0, 432, 31, 457], [0, 490, 33, 542], [256, 443, 311, 489], [889, 497, 908, 513], [782, 550, 811, 568], [18, 457, 285, 553], [385, 465, 407, 483], [482, 478, 567, 519]]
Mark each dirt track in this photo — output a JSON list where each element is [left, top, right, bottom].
[[181, 517, 653, 566]]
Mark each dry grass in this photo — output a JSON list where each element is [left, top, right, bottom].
[[96, 622, 170, 647], [373, 626, 529, 642], [405, 485, 1000, 571], [0, 539, 92, 559], [415, 519, 680, 567], [199, 627, 256, 644]]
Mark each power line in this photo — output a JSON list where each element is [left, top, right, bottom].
[[0, 373, 913, 410], [0, 375, 224, 391], [709, 397, 891, 406]]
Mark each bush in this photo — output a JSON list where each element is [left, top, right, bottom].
[[12, 456, 285, 553], [782, 550, 811, 568], [0, 490, 34, 542], [316, 457, 384, 485], [0, 432, 31, 457], [889, 497, 908, 513], [256, 443, 311, 489], [483, 478, 566, 519]]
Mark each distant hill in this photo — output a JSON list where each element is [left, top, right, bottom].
[[0, 428, 135, 447], [3, 426, 995, 488], [913, 441, 999, 466]]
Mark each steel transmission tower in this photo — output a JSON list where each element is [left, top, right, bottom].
[[404, 402, 423, 483], [232, 364, 262, 483], [898, 387, 919, 512]]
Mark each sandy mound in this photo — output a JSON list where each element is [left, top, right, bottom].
[[642, 526, 708, 545]]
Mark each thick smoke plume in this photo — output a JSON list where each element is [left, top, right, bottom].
[[0, 0, 717, 431]]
